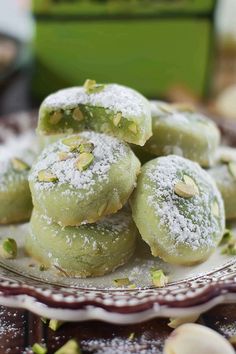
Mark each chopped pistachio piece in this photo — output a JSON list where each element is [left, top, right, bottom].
[[128, 284, 137, 289], [220, 229, 233, 246], [32, 343, 47, 354], [75, 152, 94, 171], [174, 181, 198, 198], [83, 79, 105, 94], [98, 202, 107, 217], [11, 158, 30, 171], [49, 319, 64, 331], [228, 161, 236, 180], [0, 238, 17, 259], [49, 111, 62, 125], [150, 269, 168, 287], [128, 332, 135, 340], [183, 175, 199, 193], [55, 339, 81, 354], [128, 122, 138, 134], [171, 103, 195, 113], [39, 264, 48, 271], [58, 152, 70, 161], [79, 142, 94, 153], [62, 136, 84, 152], [113, 112, 122, 127], [38, 169, 58, 183], [40, 317, 48, 324], [220, 153, 234, 164], [212, 200, 219, 217], [72, 107, 84, 121], [168, 314, 199, 329], [113, 278, 132, 287], [159, 103, 175, 114], [221, 240, 236, 255], [84, 79, 96, 91]]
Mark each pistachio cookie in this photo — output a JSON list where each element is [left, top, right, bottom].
[[144, 101, 220, 167], [130, 155, 225, 265], [0, 157, 32, 224], [37, 80, 152, 146], [26, 208, 137, 277], [29, 131, 140, 226], [208, 146, 236, 219]]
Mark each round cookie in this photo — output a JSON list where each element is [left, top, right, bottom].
[[37, 81, 152, 146], [25, 208, 137, 277], [130, 155, 225, 265], [0, 157, 32, 224], [208, 146, 236, 220], [29, 131, 141, 226], [144, 101, 220, 167]]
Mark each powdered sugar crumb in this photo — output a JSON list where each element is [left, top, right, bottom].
[[145, 155, 224, 252], [29, 131, 127, 197], [43, 84, 149, 118]]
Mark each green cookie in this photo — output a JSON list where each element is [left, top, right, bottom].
[[143, 101, 220, 167], [208, 146, 236, 220], [0, 157, 32, 224], [25, 208, 137, 277], [29, 131, 140, 226], [130, 155, 225, 265], [37, 81, 152, 146]]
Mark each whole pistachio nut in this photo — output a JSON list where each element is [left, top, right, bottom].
[[163, 323, 234, 354]]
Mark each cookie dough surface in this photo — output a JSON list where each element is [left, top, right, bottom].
[[0, 158, 32, 224], [144, 101, 220, 167], [130, 155, 225, 265], [26, 208, 137, 277], [208, 146, 236, 220], [29, 131, 140, 226], [38, 83, 152, 146]]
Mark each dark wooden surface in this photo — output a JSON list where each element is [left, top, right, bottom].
[[0, 304, 235, 353]]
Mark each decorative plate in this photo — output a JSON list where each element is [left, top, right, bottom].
[[0, 112, 236, 324]]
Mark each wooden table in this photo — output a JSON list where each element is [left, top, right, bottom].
[[0, 304, 235, 353]]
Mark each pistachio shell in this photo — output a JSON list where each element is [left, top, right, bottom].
[[75, 152, 94, 171], [174, 181, 198, 198], [49, 111, 62, 125], [163, 323, 234, 354]]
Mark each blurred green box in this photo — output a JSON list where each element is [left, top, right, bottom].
[[32, 0, 217, 101]]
